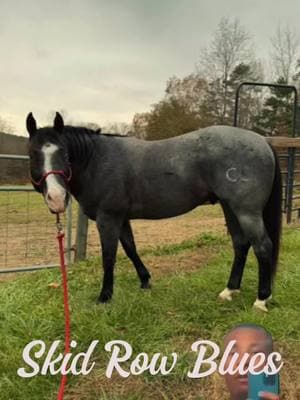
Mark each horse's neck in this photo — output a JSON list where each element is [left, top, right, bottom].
[[65, 131, 97, 167], [64, 131, 98, 196]]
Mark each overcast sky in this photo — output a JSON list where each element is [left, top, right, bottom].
[[1, 0, 300, 135]]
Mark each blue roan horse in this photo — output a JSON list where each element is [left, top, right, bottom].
[[26, 112, 282, 312]]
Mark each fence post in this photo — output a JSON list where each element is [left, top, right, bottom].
[[66, 197, 73, 265], [286, 147, 296, 224], [75, 206, 89, 262]]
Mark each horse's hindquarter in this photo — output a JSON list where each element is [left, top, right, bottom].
[[198, 126, 275, 210]]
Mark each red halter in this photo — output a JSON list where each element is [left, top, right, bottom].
[[31, 167, 72, 187]]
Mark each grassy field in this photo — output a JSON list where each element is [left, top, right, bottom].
[[0, 211, 300, 400]]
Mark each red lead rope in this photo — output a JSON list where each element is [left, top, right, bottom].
[[56, 214, 71, 400]]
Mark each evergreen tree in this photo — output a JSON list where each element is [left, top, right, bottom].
[[252, 77, 294, 136]]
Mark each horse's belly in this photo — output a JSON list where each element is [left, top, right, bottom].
[[129, 189, 208, 219], [129, 204, 199, 219]]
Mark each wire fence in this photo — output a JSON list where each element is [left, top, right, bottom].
[[0, 186, 105, 273], [1, 146, 299, 274], [0, 187, 71, 271], [277, 151, 300, 216]]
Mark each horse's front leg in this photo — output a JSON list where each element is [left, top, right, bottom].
[[96, 212, 123, 303], [120, 220, 151, 289]]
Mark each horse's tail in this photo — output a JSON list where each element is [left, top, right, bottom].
[[263, 145, 282, 280]]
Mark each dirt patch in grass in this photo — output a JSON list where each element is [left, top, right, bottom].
[[63, 345, 299, 400], [64, 372, 220, 400], [87, 207, 226, 256], [62, 330, 299, 400], [142, 247, 218, 278], [276, 341, 300, 400], [130, 214, 226, 249], [0, 203, 226, 271], [62, 357, 299, 400]]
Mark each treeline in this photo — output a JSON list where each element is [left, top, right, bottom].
[[131, 18, 300, 140], [1, 18, 299, 140]]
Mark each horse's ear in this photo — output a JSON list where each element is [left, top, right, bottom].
[[26, 112, 37, 137], [54, 112, 64, 133]]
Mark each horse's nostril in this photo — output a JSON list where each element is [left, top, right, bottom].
[[47, 194, 53, 201]]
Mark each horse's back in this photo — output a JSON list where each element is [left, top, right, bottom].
[[116, 125, 274, 176], [93, 126, 275, 218], [115, 125, 272, 157], [132, 125, 276, 211]]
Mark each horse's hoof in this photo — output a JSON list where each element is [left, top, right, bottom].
[[218, 288, 240, 302], [141, 281, 151, 289], [97, 292, 112, 304], [253, 299, 268, 313], [253, 295, 272, 313]]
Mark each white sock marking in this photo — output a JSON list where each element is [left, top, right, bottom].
[[253, 295, 272, 313], [218, 287, 240, 301]]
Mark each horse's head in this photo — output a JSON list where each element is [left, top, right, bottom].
[[26, 112, 71, 214]]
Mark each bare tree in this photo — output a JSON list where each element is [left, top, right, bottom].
[[0, 116, 14, 134], [270, 24, 299, 83], [131, 112, 150, 138], [83, 122, 102, 131], [198, 17, 255, 124], [102, 121, 132, 136], [165, 73, 207, 114], [77, 121, 131, 135], [47, 109, 72, 125]]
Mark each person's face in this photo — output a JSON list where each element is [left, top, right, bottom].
[[223, 328, 270, 400]]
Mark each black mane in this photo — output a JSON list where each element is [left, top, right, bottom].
[[61, 126, 128, 167], [61, 126, 99, 166], [64, 125, 128, 138]]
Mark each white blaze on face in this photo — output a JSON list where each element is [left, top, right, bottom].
[[42, 143, 66, 213]]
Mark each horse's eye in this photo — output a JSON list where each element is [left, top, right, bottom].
[[30, 169, 41, 180], [31, 149, 42, 159]]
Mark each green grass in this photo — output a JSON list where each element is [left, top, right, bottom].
[[0, 190, 221, 226], [0, 191, 75, 225], [0, 228, 300, 399]]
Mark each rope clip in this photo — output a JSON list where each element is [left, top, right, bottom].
[[56, 213, 64, 235]]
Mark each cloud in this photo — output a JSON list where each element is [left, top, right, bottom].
[[0, 0, 300, 135]]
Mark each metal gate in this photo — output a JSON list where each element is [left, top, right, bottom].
[[234, 81, 300, 223], [0, 154, 73, 273]]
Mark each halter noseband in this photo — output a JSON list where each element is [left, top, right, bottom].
[[31, 167, 72, 187]]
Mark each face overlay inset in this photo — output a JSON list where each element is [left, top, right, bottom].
[[223, 327, 272, 400]]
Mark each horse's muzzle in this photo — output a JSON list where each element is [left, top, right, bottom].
[[46, 191, 70, 214]]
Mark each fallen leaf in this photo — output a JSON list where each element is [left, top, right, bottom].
[[48, 282, 60, 289]]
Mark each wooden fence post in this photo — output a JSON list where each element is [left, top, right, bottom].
[[75, 206, 89, 262]]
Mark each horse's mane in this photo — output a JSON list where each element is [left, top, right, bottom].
[[61, 126, 128, 166], [64, 125, 128, 138]]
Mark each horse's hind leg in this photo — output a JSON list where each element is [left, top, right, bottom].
[[219, 202, 250, 301], [236, 213, 273, 312], [120, 220, 151, 289]]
